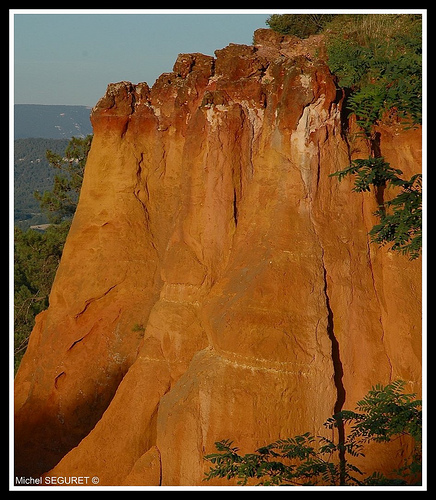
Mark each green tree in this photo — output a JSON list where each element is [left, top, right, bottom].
[[204, 381, 421, 486], [34, 135, 92, 223], [325, 15, 422, 260]]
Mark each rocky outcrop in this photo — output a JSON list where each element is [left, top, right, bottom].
[[14, 28, 422, 485]]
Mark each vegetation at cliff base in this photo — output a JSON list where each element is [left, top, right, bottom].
[[204, 380, 422, 486], [14, 135, 91, 372], [14, 223, 71, 371]]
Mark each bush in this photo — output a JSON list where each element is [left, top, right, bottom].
[[204, 381, 421, 486], [14, 222, 71, 371], [265, 14, 422, 132], [266, 14, 336, 38], [325, 14, 422, 132]]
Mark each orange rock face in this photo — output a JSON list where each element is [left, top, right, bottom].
[[14, 29, 422, 485]]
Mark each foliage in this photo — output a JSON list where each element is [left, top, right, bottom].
[[266, 14, 336, 38], [325, 14, 422, 133], [14, 136, 91, 372], [330, 157, 403, 191], [266, 14, 422, 133], [204, 381, 422, 486], [326, 380, 422, 485], [327, 380, 422, 444], [330, 158, 422, 259], [34, 135, 92, 224], [204, 434, 361, 486], [14, 222, 71, 371], [132, 323, 146, 339], [370, 174, 422, 259]]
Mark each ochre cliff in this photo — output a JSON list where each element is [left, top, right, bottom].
[[14, 29, 422, 486]]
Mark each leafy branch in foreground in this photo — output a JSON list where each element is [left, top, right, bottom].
[[204, 380, 421, 486], [329, 158, 422, 260], [327, 379, 422, 444], [204, 434, 361, 486]]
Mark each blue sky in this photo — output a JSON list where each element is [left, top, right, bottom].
[[13, 10, 270, 107]]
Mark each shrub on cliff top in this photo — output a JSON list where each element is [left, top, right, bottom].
[[266, 14, 422, 131], [266, 14, 337, 38], [326, 14, 422, 132]]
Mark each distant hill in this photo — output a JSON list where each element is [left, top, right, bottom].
[[14, 104, 92, 139], [14, 138, 69, 229]]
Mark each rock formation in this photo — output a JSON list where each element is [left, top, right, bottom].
[[14, 29, 422, 486]]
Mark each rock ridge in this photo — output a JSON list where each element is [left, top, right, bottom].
[[15, 29, 421, 485]]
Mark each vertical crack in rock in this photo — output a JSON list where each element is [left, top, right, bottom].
[[133, 152, 158, 253], [232, 187, 238, 227], [321, 258, 345, 414], [307, 134, 347, 467], [321, 250, 347, 483]]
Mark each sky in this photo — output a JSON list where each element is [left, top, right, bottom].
[[12, 10, 271, 107]]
